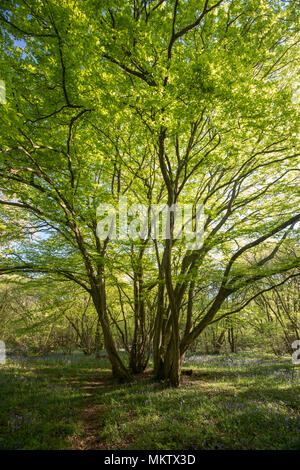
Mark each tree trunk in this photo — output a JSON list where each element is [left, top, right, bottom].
[[153, 279, 166, 377], [228, 327, 237, 353], [160, 333, 182, 387], [91, 278, 131, 382], [95, 318, 103, 358], [213, 330, 226, 354]]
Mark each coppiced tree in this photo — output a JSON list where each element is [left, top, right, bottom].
[[0, 0, 299, 385]]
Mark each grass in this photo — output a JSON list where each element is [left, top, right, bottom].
[[0, 352, 299, 450]]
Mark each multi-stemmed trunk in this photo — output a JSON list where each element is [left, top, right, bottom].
[[153, 217, 183, 386], [129, 260, 150, 373], [153, 315, 185, 386]]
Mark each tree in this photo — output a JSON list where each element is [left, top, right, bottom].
[[0, 0, 299, 385], [249, 248, 299, 354]]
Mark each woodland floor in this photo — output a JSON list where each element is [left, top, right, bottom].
[[0, 352, 299, 450]]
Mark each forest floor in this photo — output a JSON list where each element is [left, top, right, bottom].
[[0, 352, 299, 450]]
